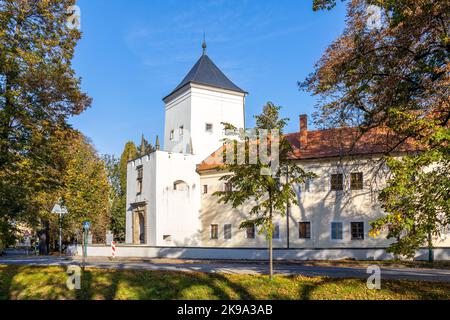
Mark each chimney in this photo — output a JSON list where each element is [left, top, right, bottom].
[[299, 114, 308, 149]]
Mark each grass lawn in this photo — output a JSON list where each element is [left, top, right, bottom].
[[0, 264, 449, 300]]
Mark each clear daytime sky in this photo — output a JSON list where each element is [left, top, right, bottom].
[[70, 0, 347, 156]]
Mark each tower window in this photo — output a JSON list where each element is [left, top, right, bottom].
[[136, 166, 143, 194], [205, 123, 213, 133], [170, 130, 174, 141]]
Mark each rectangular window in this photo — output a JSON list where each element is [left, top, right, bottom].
[[203, 185, 208, 194], [351, 222, 364, 240], [179, 126, 184, 137], [299, 222, 311, 239], [272, 223, 280, 239], [210, 224, 218, 240], [170, 130, 174, 141], [224, 224, 232, 240], [331, 222, 343, 240], [246, 224, 255, 239], [136, 166, 143, 194], [350, 172, 363, 190], [331, 174, 343, 191], [224, 182, 232, 192], [205, 123, 213, 133], [305, 178, 312, 192]]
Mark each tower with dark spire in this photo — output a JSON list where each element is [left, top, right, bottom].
[[162, 42, 247, 162]]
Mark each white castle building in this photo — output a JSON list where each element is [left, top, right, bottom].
[[124, 44, 450, 260]]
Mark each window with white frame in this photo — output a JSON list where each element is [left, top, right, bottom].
[[224, 182, 232, 192], [224, 224, 232, 240], [331, 174, 343, 191], [350, 172, 363, 190], [205, 123, 213, 133], [331, 222, 343, 240], [210, 224, 218, 240], [299, 222, 311, 239], [350, 222, 364, 240], [245, 224, 255, 239], [305, 177, 312, 192], [272, 223, 280, 239]]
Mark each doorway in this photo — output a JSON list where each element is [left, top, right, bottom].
[[133, 210, 146, 244]]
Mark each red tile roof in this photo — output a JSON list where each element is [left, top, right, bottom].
[[197, 127, 419, 172]]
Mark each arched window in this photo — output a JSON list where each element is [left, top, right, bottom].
[[173, 180, 189, 191]]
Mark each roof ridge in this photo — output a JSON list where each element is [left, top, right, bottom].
[[191, 55, 204, 81]]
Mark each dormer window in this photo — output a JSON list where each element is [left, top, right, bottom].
[[205, 123, 213, 133]]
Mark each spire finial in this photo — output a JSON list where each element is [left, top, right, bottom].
[[140, 134, 146, 155], [202, 32, 207, 55], [155, 135, 160, 151]]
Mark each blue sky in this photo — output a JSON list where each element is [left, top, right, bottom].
[[70, 0, 347, 156]]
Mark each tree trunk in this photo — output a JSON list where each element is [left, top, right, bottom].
[[269, 234, 273, 280], [428, 230, 434, 263], [269, 209, 273, 280]]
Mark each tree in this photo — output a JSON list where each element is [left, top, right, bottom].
[[214, 103, 314, 279], [59, 133, 110, 243], [103, 154, 125, 241], [302, 0, 449, 259], [0, 0, 91, 242], [103, 141, 138, 242]]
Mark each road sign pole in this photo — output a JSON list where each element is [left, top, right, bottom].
[[59, 212, 62, 257], [81, 221, 90, 270]]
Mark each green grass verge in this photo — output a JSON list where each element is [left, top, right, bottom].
[[0, 265, 449, 300]]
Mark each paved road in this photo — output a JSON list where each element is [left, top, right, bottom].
[[1, 256, 449, 282]]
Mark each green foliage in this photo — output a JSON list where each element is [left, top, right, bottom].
[[120, 142, 138, 193], [312, 0, 340, 11], [214, 103, 315, 277], [58, 134, 110, 243], [0, 0, 91, 238], [102, 141, 138, 242], [103, 154, 125, 241], [138, 135, 155, 157], [304, 0, 450, 257], [370, 138, 450, 258]]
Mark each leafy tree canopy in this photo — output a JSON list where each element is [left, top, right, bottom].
[[303, 0, 449, 258]]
